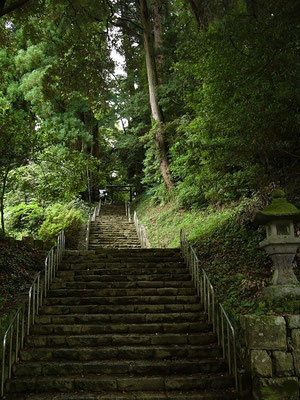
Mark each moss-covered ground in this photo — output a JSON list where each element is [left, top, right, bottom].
[[0, 239, 45, 319], [135, 194, 300, 325]]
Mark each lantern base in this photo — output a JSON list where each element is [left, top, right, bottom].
[[261, 284, 300, 299]]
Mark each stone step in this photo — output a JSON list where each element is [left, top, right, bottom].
[[88, 237, 140, 241], [5, 390, 238, 399], [89, 240, 139, 243], [47, 288, 195, 298], [20, 344, 222, 362], [62, 256, 183, 263], [25, 332, 216, 347], [31, 321, 211, 335], [63, 252, 180, 257], [57, 267, 187, 275], [50, 280, 193, 290], [39, 303, 201, 315], [3, 208, 237, 399], [63, 248, 180, 255], [14, 358, 226, 377], [6, 373, 234, 393], [89, 233, 137, 235], [60, 261, 185, 269], [88, 245, 142, 249], [54, 273, 191, 282], [43, 295, 199, 306], [89, 230, 137, 234], [89, 234, 138, 237], [35, 312, 205, 325], [88, 243, 142, 247]]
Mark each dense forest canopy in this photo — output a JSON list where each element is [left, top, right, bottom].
[[0, 0, 299, 239]]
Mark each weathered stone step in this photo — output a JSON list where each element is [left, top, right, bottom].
[[89, 233, 138, 237], [57, 267, 186, 275], [60, 261, 185, 269], [39, 303, 201, 315], [89, 240, 139, 243], [5, 390, 238, 399], [20, 344, 222, 362], [31, 321, 211, 335], [89, 235, 139, 239], [47, 288, 195, 298], [6, 373, 234, 393], [88, 245, 142, 249], [35, 311, 205, 325], [50, 280, 193, 290], [64, 248, 179, 255], [88, 242, 141, 246], [25, 332, 216, 347], [14, 358, 226, 377], [90, 230, 135, 232], [89, 234, 138, 237], [89, 231, 138, 234], [62, 256, 183, 263], [64, 250, 182, 257], [43, 295, 199, 306], [54, 273, 191, 282]]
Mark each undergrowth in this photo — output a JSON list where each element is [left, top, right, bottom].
[[136, 193, 300, 325], [0, 239, 44, 318]]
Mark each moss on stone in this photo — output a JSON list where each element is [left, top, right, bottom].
[[255, 190, 300, 224]]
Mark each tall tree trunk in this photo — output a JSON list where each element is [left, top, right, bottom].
[[0, 168, 9, 235], [187, 0, 207, 29], [152, 0, 163, 76], [91, 122, 100, 159], [139, 0, 173, 191]]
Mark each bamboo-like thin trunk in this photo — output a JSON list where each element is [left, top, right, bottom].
[[139, 0, 173, 191]]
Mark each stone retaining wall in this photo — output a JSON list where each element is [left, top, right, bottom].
[[240, 314, 300, 399]]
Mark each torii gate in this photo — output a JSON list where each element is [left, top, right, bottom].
[[105, 185, 134, 203]]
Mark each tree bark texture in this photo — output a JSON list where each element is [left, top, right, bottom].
[[187, 0, 208, 29], [91, 123, 100, 159], [152, 0, 164, 74], [139, 0, 173, 191], [0, 0, 31, 17]]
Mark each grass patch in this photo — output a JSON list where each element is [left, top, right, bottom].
[[135, 193, 300, 324]]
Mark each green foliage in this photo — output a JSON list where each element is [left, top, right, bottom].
[[135, 192, 300, 324], [38, 201, 86, 246], [5, 203, 44, 237], [169, 0, 299, 204]]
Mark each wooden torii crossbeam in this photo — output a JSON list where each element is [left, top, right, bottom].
[[105, 185, 134, 202]]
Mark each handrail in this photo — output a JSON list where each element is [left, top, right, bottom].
[[1, 230, 65, 397], [85, 199, 101, 250], [180, 228, 238, 392], [133, 211, 151, 248], [125, 201, 131, 222], [125, 202, 150, 248]]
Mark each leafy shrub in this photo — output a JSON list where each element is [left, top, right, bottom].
[[38, 201, 86, 247], [5, 202, 44, 237]]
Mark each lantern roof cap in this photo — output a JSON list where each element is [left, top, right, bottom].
[[254, 189, 300, 225]]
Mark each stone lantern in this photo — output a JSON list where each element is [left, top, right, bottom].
[[254, 189, 300, 298]]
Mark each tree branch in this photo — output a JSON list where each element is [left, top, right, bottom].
[[0, 0, 31, 17], [0, 0, 7, 15], [229, 35, 249, 57]]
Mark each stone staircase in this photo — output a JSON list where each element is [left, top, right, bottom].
[[4, 207, 238, 399], [88, 205, 141, 249]]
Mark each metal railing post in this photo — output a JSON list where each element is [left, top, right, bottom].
[[179, 228, 239, 393], [1, 229, 66, 398]]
